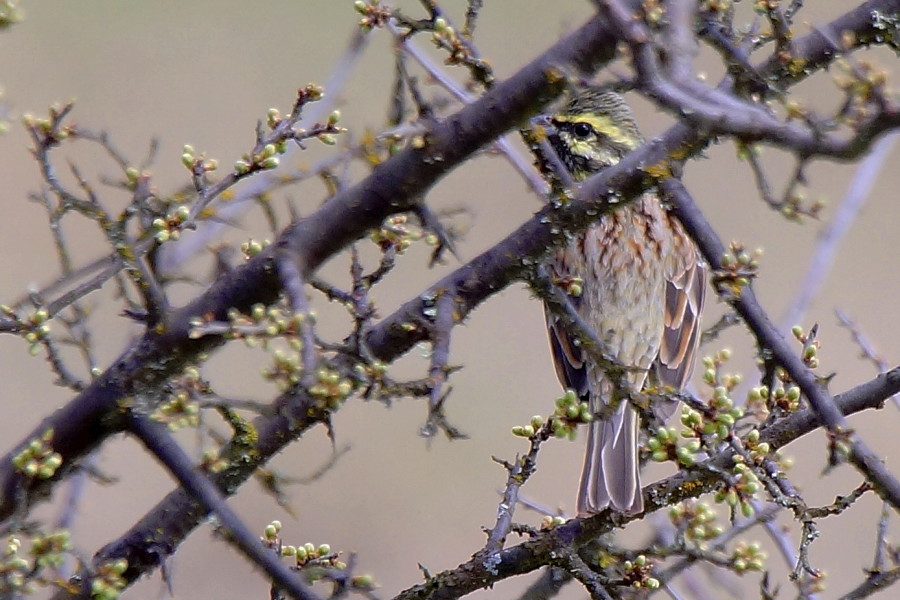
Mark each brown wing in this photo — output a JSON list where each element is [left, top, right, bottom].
[[545, 308, 589, 399], [543, 246, 590, 399], [654, 242, 706, 418]]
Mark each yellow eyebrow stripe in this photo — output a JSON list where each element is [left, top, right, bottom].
[[554, 114, 639, 150]]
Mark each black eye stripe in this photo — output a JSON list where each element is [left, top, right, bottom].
[[549, 118, 596, 140]]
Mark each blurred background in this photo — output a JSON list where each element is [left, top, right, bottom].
[[0, 1, 898, 598]]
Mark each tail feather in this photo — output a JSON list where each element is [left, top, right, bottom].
[[577, 401, 642, 515]]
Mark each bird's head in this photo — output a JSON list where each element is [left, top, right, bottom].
[[547, 87, 643, 180]]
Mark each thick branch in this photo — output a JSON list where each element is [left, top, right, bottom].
[[44, 1, 900, 592], [125, 414, 322, 600], [663, 178, 900, 510], [391, 367, 900, 600], [14, 1, 900, 596], [0, 7, 622, 523]]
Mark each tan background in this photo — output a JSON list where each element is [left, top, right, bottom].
[[0, 1, 898, 598]]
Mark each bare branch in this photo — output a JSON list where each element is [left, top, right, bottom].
[[663, 178, 900, 510], [123, 413, 322, 600], [782, 132, 900, 329]]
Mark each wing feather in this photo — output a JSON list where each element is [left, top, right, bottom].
[[654, 241, 707, 420], [544, 246, 590, 399], [545, 311, 589, 398]]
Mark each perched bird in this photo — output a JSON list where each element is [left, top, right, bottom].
[[542, 87, 706, 515]]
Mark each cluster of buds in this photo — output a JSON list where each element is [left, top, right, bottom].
[[729, 540, 767, 573], [90, 558, 129, 600], [747, 383, 801, 415], [679, 349, 746, 443], [308, 367, 354, 409], [714, 455, 762, 518], [296, 83, 324, 105], [669, 501, 724, 544], [648, 424, 701, 467], [431, 17, 494, 85], [370, 214, 424, 254], [240, 238, 271, 259], [317, 110, 342, 146], [151, 366, 204, 431], [283, 542, 335, 568], [552, 389, 593, 440], [266, 102, 341, 147], [21, 103, 75, 147], [191, 303, 308, 349], [354, 0, 390, 31], [512, 390, 593, 442], [265, 107, 287, 130], [353, 359, 388, 387], [263, 522, 336, 567], [123, 166, 146, 190], [539, 515, 567, 530], [642, 0, 665, 26], [694, 386, 744, 441], [432, 18, 467, 65], [700, 349, 742, 391], [739, 407, 794, 471], [0, 532, 71, 594], [151, 203, 191, 244], [198, 448, 229, 474], [744, 428, 772, 463], [783, 98, 810, 121], [12, 429, 62, 479], [1, 537, 33, 594], [832, 57, 889, 122], [714, 242, 761, 298], [511, 414, 547, 439], [744, 383, 770, 418], [3, 306, 51, 356], [180, 143, 219, 175], [30, 530, 72, 569], [791, 325, 820, 369], [621, 555, 659, 590], [781, 189, 825, 221], [234, 141, 282, 175], [263, 349, 304, 391], [262, 521, 377, 590], [550, 389, 594, 438]]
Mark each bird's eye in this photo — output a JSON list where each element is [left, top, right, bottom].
[[572, 122, 593, 139]]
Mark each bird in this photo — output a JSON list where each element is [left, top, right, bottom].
[[541, 86, 706, 516]]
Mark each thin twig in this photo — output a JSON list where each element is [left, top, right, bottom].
[[126, 413, 322, 600], [663, 178, 900, 510], [836, 308, 900, 410], [781, 131, 900, 330]]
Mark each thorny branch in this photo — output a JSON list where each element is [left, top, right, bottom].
[[663, 178, 900, 510], [3, 1, 900, 599], [393, 367, 900, 600]]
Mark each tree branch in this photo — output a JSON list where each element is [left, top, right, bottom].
[[391, 366, 900, 600], [0, 6, 623, 523], [8, 1, 899, 597], [662, 178, 900, 510]]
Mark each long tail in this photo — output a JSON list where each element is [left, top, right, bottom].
[[577, 400, 642, 515]]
